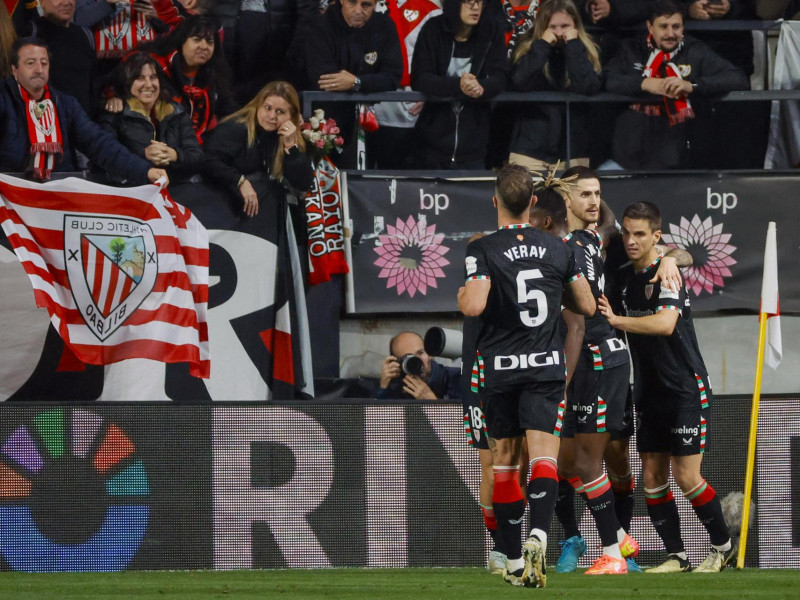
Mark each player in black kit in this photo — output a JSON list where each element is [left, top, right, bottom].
[[458, 164, 595, 588], [598, 201, 735, 574]]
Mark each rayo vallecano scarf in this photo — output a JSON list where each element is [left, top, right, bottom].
[[632, 34, 695, 126]]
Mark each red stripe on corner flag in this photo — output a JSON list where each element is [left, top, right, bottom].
[[761, 222, 782, 370]]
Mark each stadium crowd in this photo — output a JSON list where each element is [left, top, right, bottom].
[[0, 0, 796, 205]]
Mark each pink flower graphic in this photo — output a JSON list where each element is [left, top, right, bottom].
[[373, 215, 450, 297], [661, 214, 737, 296]]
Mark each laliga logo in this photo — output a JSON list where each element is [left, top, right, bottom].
[[64, 215, 157, 340], [495, 351, 561, 370]]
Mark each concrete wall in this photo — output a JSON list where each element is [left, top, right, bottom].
[[339, 315, 798, 395]]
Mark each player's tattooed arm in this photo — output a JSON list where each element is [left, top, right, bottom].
[[652, 247, 692, 291]]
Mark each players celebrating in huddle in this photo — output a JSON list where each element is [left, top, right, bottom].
[[460, 166, 733, 587]]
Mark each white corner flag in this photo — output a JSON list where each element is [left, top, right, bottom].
[[761, 222, 782, 369]]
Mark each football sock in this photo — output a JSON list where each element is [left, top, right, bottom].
[[584, 473, 622, 548], [527, 457, 559, 538], [493, 465, 525, 560], [684, 479, 730, 546], [480, 503, 501, 552], [610, 471, 635, 532], [645, 483, 685, 555], [554, 476, 581, 539]]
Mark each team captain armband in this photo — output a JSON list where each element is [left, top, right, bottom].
[[467, 275, 490, 282], [567, 273, 585, 283]]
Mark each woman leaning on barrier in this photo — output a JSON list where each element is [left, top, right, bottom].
[[200, 80, 314, 227], [508, 0, 601, 172]]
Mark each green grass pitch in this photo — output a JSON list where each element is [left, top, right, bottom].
[[3, 568, 800, 599]]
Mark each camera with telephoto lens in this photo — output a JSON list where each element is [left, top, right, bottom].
[[397, 353, 424, 376]]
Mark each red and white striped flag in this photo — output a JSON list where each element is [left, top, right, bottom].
[[0, 174, 210, 377], [761, 222, 782, 370]]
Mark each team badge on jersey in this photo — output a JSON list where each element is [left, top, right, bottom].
[[645, 284, 654, 299], [404, 8, 419, 21], [364, 51, 378, 65], [678, 64, 692, 78], [65, 214, 158, 341]]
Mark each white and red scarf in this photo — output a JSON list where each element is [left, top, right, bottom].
[[95, 4, 156, 58], [19, 84, 63, 180], [632, 34, 695, 126], [304, 157, 349, 285]]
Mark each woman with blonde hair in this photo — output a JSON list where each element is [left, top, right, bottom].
[[508, 0, 601, 171], [203, 80, 313, 220]]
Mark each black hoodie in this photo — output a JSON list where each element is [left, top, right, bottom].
[[410, 0, 509, 167]]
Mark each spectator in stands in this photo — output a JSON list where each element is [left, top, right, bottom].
[[683, 0, 755, 76], [0, 38, 166, 183], [368, 0, 441, 169], [18, 0, 99, 117], [410, 0, 509, 169], [1, 3, 16, 78], [106, 15, 235, 144], [508, 0, 601, 172], [602, 0, 748, 170], [202, 80, 314, 225], [376, 331, 461, 400], [304, 0, 403, 169], [99, 52, 203, 188], [211, 0, 317, 103]]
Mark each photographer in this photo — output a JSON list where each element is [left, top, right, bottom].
[[375, 331, 461, 400]]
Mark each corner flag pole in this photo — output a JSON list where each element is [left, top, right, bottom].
[[736, 311, 767, 569], [737, 222, 781, 569]]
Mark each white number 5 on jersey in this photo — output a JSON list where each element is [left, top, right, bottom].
[[516, 269, 548, 327]]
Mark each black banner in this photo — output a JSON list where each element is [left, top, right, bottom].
[[346, 172, 800, 314], [5, 398, 799, 572]]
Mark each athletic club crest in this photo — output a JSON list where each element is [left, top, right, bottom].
[[645, 284, 654, 299], [364, 51, 378, 65], [404, 8, 419, 21], [64, 214, 157, 340]]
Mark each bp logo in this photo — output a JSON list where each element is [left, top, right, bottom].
[[64, 214, 157, 340], [0, 409, 150, 571]]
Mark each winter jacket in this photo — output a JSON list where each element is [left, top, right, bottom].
[[410, 0, 509, 167], [203, 119, 314, 198], [98, 98, 204, 183], [604, 35, 748, 169], [509, 38, 601, 163], [304, 4, 403, 93], [0, 77, 151, 183], [303, 3, 403, 168]]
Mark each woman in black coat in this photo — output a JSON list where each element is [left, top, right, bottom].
[[202, 80, 314, 225], [99, 52, 204, 185], [508, 0, 601, 171]]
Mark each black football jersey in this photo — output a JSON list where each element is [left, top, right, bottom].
[[564, 229, 629, 370], [616, 257, 712, 403], [465, 224, 583, 386]]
